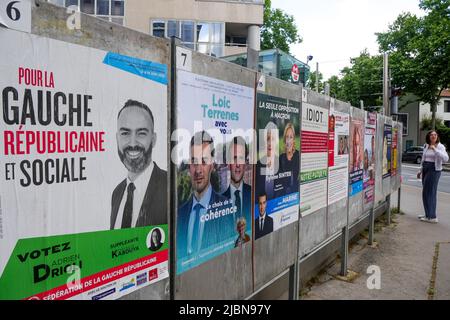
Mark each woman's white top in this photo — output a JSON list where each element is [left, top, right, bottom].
[[424, 148, 436, 162], [421, 143, 449, 171]]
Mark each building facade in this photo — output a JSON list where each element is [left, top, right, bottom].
[[48, 0, 264, 57], [223, 48, 311, 86], [50, 0, 126, 25], [398, 90, 450, 150]]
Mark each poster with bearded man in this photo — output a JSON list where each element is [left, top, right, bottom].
[[111, 99, 167, 229]]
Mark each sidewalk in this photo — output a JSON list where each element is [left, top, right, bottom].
[[301, 184, 450, 300]]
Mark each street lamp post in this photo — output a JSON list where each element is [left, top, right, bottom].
[[306, 55, 313, 89]]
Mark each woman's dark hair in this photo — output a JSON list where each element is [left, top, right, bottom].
[[425, 131, 440, 145], [151, 228, 162, 244]]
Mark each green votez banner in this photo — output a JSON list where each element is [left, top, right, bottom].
[[0, 226, 168, 300]]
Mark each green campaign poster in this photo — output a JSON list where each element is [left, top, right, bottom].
[[0, 30, 169, 299]]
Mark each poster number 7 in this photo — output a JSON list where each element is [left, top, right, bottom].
[[0, 0, 31, 33], [176, 46, 192, 72]]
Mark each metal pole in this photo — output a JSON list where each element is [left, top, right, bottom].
[[288, 262, 299, 300], [341, 126, 351, 277], [397, 186, 401, 213], [383, 53, 390, 116], [324, 82, 330, 96], [315, 62, 319, 92], [368, 207, 374, 245], [340, 226, 349, 276], [386, 194, 391, 225], [289, 190, 301, 300], [169, 36, 181, 300]]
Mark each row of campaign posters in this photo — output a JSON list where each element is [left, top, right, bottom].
[[175, 77, 301, 273], [0, 30, 397, 299]]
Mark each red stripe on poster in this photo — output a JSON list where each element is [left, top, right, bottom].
[[25, 249, 168, 300], [301, 130, 328, 153]]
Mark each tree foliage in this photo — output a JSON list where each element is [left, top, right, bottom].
[[324, 0, 449, 117], [437, 125, 450, 149], [376, 0, 450, 127], [307, 71, 324, 92], [260, 0, 302, 53], [327, 75, 342, 98], [421, 115, 450, 149], [420, 114, 444, 130], [326, 50, 384, 108]]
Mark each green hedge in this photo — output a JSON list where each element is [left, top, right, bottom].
[[437, 124, 450, 150]]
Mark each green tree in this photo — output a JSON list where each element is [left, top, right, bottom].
[[327, 75, 342, 98], [420, 115, 444, 130], [307, 71, 324, 92], [326, 50, 384, 108], [341, 51, 383, 108], [260, 0, 302, 53], [376, 0, 450, 129]]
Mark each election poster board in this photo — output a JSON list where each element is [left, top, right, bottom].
[[254, 93, 300, 240], [349, 117, 364, 197], [363, 112, 377, 205], [328, 103, 349, 205], [300, 103, 329, 216], [0, 30, 169, 299], [175, 70, 254, 274], [383, 124, 392, 179], [391, 126, 398, 177]]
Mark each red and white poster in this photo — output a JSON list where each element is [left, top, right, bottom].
[[328, 102, 349, 205], [300, 103, 329, 216]]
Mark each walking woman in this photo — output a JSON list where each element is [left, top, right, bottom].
[[417, 131, 449, 223]]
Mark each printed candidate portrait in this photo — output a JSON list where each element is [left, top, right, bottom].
[[110, 99, 167, 230], [349, 123, 363, 172], [223, 136, 252, 231], [254, 192, 273, 240], [176, 131, 235, 260], [234, 217, 250, 248], [254, 95, 300, 241], [364, 133, 376, 182], [363, 149, 370, 180], [255, 121, 280, 201], [382, 126, 392, 177], [329, 115, 336, 133], [338, 135, 348, 155], [147, 227, 165, 252], [278, 122, 300, 195]]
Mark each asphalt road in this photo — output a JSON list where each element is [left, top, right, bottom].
[[401, 163, 450, 194]]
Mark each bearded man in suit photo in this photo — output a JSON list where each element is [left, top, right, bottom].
[[110, 99, 167, 229]]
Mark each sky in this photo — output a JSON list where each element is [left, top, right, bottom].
[[271, 0, 425, 80]]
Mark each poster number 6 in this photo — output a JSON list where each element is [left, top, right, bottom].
[[0, 0, 31, 33], [7, 1, 21, 21], [176, 47, 192, 72]]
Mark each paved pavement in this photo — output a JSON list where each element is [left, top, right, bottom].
[[301, 183, 450, 300], [402, 163, 450, 194], [436, 243, 450, 300]]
